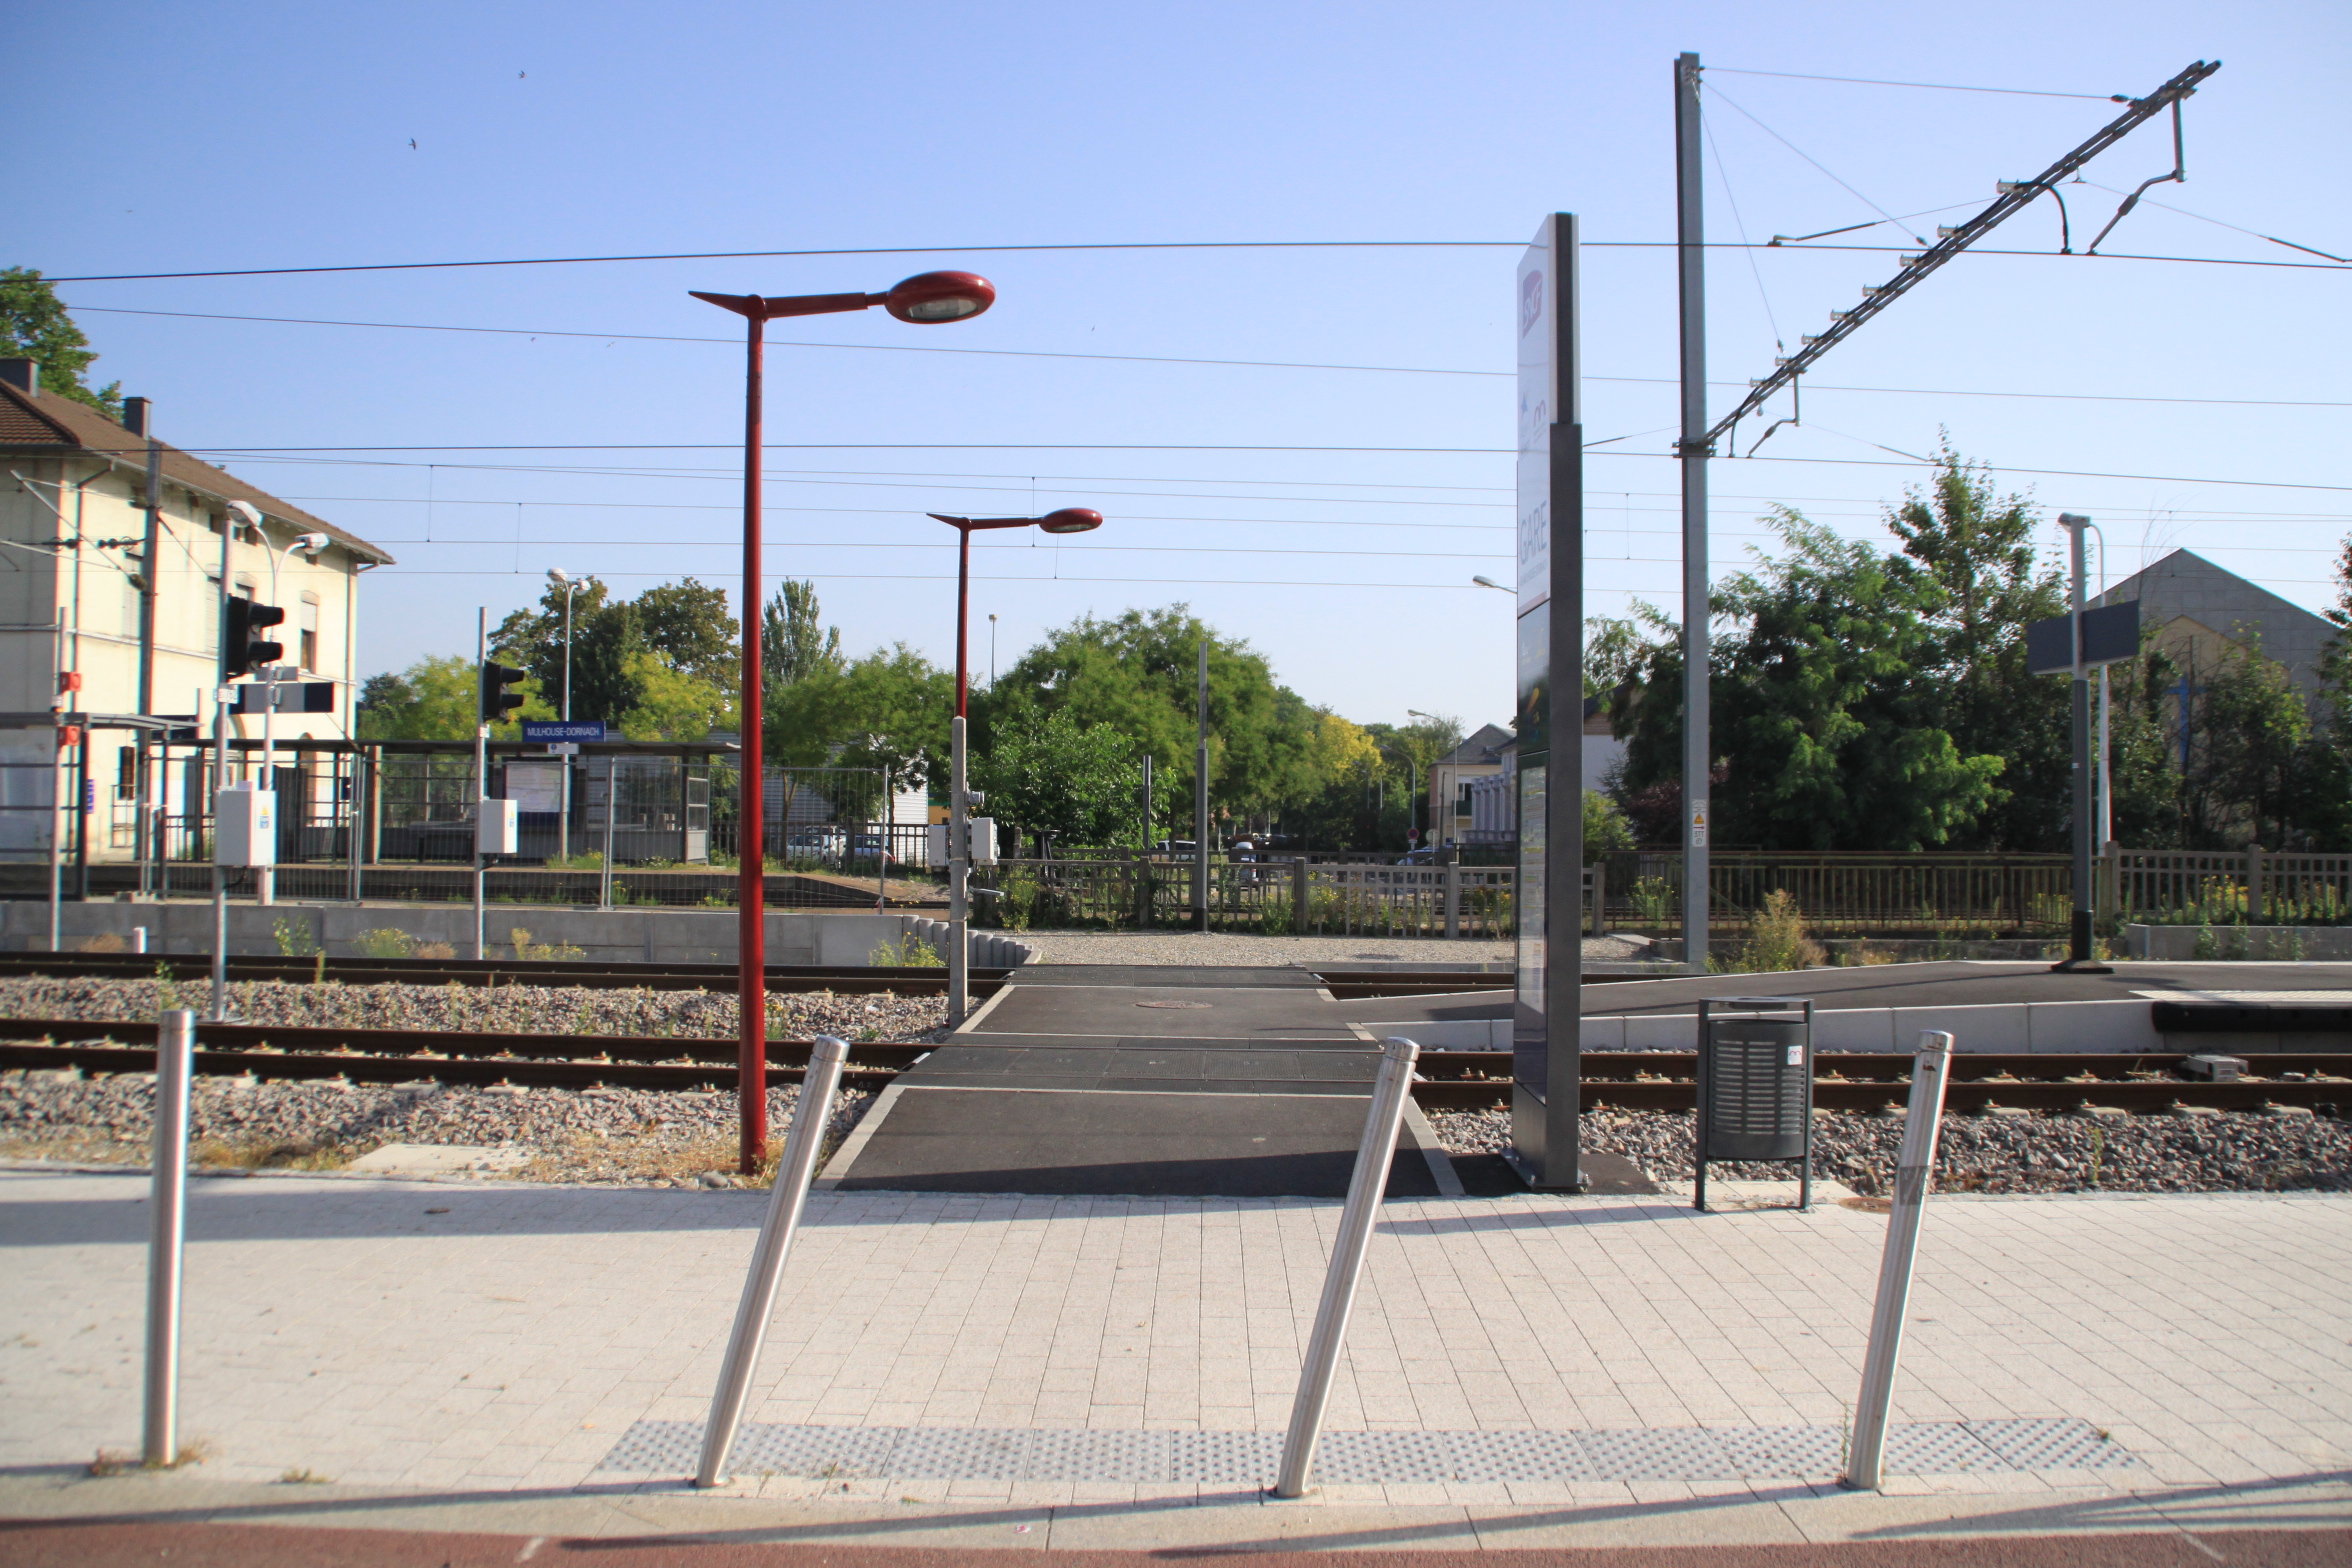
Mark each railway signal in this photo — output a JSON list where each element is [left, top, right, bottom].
[[224, 598, 284, 680], [479, 660, 527, 724]]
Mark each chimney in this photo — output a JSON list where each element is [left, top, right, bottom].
[[0, 359, 34, 396], [122, 396, 152, 438]]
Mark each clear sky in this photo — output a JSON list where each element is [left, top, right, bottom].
[[13, 0, 2346, 733]]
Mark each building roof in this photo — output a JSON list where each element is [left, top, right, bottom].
[[1437, 723, 1516, 767], [2093, 548, 2333, 691], [0, 379, 393, 565]]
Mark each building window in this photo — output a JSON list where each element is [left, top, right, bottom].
[[299, 594, 320, 672], [115, 746, 136, 802]]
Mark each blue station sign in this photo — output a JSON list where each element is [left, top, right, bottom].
[[521, 720, 609, 743]]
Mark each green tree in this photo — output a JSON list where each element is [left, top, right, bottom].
[[2305, 533, 2352, 850], [355, 655, 552, 741], [617, 649, 733, 741], [763, 578, 842, 687], [1882, 444, 2068, 850], [2192, 634, 2309, 849], [633, 578, 739, 688], [0, 268, 120, 420], [766, 643, 953, 779], [980, 605, 1310, 834], [972, 707, 1142, 846], [492, 577, 615, 710]]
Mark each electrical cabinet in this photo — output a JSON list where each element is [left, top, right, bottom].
[[214, 785, 276, 867]]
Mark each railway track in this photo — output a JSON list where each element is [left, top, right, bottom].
[[0, 952, 1008, 997], [0, 1017, 2341, 1115]]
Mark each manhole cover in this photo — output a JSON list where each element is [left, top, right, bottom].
[[1136, 1001, 1213, 1009]]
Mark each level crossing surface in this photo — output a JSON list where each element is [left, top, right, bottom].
[[1577, 961, 2352, 1016], [825, 966, 1469, 1198]]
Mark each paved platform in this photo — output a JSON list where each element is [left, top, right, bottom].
[[1, 1169, 2346, 1555]]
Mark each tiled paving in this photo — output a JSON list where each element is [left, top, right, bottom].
[[2, 1169, 2347, 1508], [596, 1415, 2134, 1483]]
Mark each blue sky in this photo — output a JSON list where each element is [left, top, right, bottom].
[[14, 0, 2346, 732]]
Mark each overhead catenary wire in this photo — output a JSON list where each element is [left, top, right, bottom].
[[39, 236, 2342, 284], [68, 305, 2350, 406], [1705, 67, 2119, 101]]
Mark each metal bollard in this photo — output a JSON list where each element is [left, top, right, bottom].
[[1271, 1035, 1420, 1500], [1842, 1030, 1954, 1492], [695, 1035, 851, 1488], [144, 1009, 197, 1467]]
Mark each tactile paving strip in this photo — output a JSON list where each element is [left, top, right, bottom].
[[598, 1416, 2133, 1483]]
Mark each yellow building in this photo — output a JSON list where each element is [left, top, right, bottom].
[[1, 360, 393, 864]]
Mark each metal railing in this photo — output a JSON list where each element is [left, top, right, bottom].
[[1591, 850, 2075, 935], [2112, 847, 2352, 926]]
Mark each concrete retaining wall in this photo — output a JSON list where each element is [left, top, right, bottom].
[[2123, 923, 2352, 961], [0, 900, 1036, 970]]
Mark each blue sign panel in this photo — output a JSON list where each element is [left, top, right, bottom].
[[521, 721, 608, 743]]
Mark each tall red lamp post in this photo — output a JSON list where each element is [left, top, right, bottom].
[[925, 509, 1103, 1021], [695, 272, 996, 1174]]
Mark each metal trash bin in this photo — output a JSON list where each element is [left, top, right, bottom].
[[1695, 995, 1816, 1212]]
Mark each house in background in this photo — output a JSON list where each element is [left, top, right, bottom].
[[0, 360, 393, 862], [1456, 695, 1626, 848], [2094, 548, 2337, 697]]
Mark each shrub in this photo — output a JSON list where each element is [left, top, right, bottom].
[[350, 928, 418, 960], [509, 928, 586, 962], [867, 936, 944, 967], [1719, 890, 1824, 973], [273, 917, 320, 958]]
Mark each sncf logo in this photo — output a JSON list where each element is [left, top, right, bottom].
[[1520, 271, 1543, 337]]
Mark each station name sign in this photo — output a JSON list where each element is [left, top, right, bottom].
[[521, 720, 608, 743]]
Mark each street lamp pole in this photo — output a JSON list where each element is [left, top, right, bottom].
[[928, 509, 1104, 1023], [694, 271, 997, 1174]]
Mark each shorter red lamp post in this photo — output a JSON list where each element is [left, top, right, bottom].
[[924, 509, 1103, 1020], [693, 271, 996, 1174]]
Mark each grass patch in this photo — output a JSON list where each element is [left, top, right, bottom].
[[190, 1134, 354, 1172]]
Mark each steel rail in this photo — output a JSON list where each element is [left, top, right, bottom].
[[0, 952, 1007, 996], [2, 1026, 2340, 1112]]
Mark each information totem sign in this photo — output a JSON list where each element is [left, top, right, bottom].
[[1512, 213, 1586, 1189]]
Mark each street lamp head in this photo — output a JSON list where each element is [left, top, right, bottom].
[[292, 532, 330, 555], [547, 567, 572, 586], [226, 500, 262, 527], [881, 271, 996, 324], [1036, 507, 1103, 535], [1470, 575, 1508, 592]]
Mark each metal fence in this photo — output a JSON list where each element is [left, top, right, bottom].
[[963, 857, 1540, 939], [2112, 847, 2352, 926], [1590, 850, 2075, 935]]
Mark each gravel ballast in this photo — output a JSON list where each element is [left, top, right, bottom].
[[1430, 1105, 2351, 1194], [0, 976, 946, 1043], [0, 1072, 872, 1188]]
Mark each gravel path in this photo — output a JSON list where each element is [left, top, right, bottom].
[[1015, 930, 1651, 966], [0, 977, 946, 1043], [0, 1072, 870, 1188], [1430, 1105, 2351, 1195]]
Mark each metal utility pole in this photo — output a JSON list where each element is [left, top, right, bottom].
[[2055, 515, 2110, 973], [134, 403, 160, 718], [473, 608, 488, 961], [1194, 641, 1210, 932], [1675, 51, 1711, 976]]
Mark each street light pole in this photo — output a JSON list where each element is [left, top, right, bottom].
[[929, 509, 1105, 1020], [693, 273, 997, 1174]]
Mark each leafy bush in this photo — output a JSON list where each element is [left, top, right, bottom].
[[508, 928, 586, 962], [1715, 889, 1824, 973], [273, 917, 320, 958], [1628, 876, 1676, 927], [867, 936, 944, 967], [350, 928, 418, 960]]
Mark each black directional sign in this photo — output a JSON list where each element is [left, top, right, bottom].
[[2027, 600, 2140, 675]]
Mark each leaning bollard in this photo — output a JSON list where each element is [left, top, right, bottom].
[[695, 1035, 851, 1488], [144, 1009, 197, 1467], [1842, 1030, 1955, 1492], [1271, 1035, 1420, 1500]]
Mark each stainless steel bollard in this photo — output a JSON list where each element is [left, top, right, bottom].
[[1272, 1035, 1420, 1500], [144, 1009, 197, 1467], [1842, 1030, 1954, 1492], [695, 1034, 851, 1488]]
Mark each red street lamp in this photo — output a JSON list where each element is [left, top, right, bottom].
[[925, 508, 1103, 1021], [694, 272, 996, 1175]]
